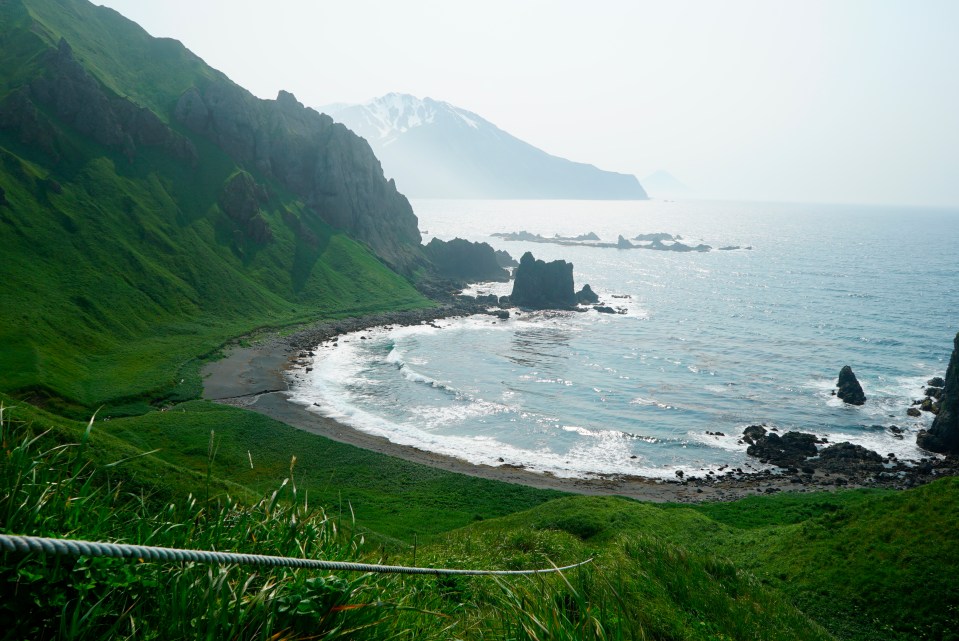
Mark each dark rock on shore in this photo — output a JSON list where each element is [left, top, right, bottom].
[[817, 442, 884, 473], [836, 365, 866, 405], [576, 284, 599, 304], [510, 252, 576, 309], [424, 237, 510, 283], [742, 424, 767, 445], [928, 376, 946, 388], [745, 430, 819, 466], [925, 386, 943, 400], [918, 331, 959, 454]]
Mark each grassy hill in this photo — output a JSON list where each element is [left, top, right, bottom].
[[3, 398, 957, 640], [0, 0, 429, 416]]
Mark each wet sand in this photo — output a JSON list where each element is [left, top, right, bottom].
[[201, 333, 911, 503]]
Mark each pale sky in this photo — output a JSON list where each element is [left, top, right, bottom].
[[96, 0, 959, 207]]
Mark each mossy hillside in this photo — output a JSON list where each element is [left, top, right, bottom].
[[710, 481, 959, 641], [0, 0, 431, 414], [0, 143, 427, 414], [440, 488, 959, 641], [16, 0, 224, 119]]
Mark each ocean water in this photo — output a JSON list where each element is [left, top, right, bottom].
[[288, 199, 959, 479]]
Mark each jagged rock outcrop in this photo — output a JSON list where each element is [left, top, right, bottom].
[[616, 235, 633, 249], [918, 332, 959, 454], [494, 249, 518, 269], [423, 237, 509, 283], [817, 442, 884, 473], [173, 86, 422, 273], [0, 38, 197, 165], [510, 252, 576, 309], [219, 171, 272, 245], [836, 365, 866, 405], [745, 429, 820, 467], [576, 284, 599, 304]]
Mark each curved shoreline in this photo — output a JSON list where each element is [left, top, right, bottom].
[[202, 311, 955, 503]]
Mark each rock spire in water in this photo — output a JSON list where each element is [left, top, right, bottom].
[[836, 365, 866, 405]]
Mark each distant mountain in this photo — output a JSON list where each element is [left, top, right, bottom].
[[325, 94, 648, 200], [641, 170, 692, 199]]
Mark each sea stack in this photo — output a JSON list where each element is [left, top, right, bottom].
[[510, 252, 576, 309], [918, 332, 959, 454], [576, 284, 599, 304], [836, 365, 866, 405]]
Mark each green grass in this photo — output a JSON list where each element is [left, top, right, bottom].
[[0, 83, 429, 416], [0, 0, 432, 415], [1, 397, 563, 543], [1, 402, 839, 641], [4, 398, 958, 640]]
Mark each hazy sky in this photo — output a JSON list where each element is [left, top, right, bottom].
[[96, 0, 959, 207]]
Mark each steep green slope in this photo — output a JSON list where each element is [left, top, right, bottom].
[[0, 0, 430, 414]]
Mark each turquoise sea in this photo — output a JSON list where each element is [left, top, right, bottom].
[[288, 199, 959, 479]]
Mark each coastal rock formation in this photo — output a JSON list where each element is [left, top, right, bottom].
[[836, 365, 866, 405], [741, 426, 890, 476], [816, 442, 884, 473], [174, 86, 423, 273], [918, 332, 959, 454], [423, 237, 510, 283], [494, 249, 519, 269], [576, 284, 599, 304], [510, 252, 576, 309], [745, 430, 819, 467], [634, 232, 678, 242], [492, 230, 717, 252]]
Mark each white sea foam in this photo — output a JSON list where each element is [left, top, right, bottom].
[[282, 199, 957, 481]]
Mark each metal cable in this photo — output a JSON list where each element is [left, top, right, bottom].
[[0, 534, 591, 576]]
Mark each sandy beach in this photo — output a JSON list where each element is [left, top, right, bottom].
[[201, 316, 953, 503]]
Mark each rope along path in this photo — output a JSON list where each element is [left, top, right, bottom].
[[0, 534, 591, 576]]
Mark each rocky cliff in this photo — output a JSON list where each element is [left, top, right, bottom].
[[0, 38, 197, 166], [1, 0, 423, 275], [918, 332, 959, 454], [175, 87, 422, 272], [423, 238, 510, 283], [510, 252, 577, 309]]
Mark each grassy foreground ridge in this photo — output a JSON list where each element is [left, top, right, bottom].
[[2, 400, 957, 640]]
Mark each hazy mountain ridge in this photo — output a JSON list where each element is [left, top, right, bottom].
[[327, 93, 649, 200]]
